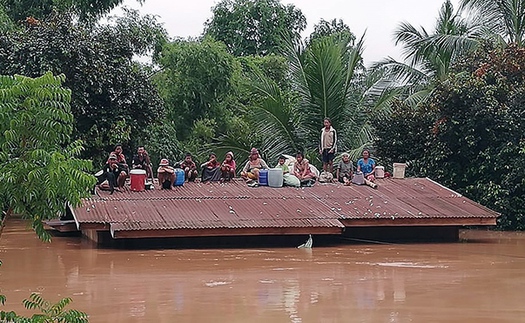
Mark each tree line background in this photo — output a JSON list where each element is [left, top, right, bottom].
[[0, 0, 524, 232]]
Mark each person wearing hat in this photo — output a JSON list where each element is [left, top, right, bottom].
[[98, 153, 122, 194], [109, 144, 129, 190], [200, 153, 222, 182], [336, 152, 355, 186], [220, 151, 236, 182], [157, 158, 176, 189], [241, 148, 269, 183]]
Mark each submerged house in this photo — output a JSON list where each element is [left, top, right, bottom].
[[48, 177, 499, 246]]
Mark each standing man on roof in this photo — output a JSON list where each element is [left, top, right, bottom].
[[319, 117, 337, 174]]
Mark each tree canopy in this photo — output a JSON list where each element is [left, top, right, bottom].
[[0, 0, 137, 22], [0, 10, 167, 164], [204, 0, 306, 56], [373, 44, 525, 229]]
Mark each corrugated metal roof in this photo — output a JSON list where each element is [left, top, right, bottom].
[[72, 178, 499, 237]]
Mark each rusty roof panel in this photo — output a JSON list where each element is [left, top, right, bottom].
[[73, 178, 499, 235]]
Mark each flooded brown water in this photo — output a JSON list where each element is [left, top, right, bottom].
[[1, 219, 525, 323]]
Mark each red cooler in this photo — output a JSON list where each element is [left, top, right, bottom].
[[130, 169, 146, 191]]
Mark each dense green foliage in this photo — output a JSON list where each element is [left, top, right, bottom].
[[308, 18, 355, 47], [0, 291, 88, 322], [374, 44, 525, 229], [0, 73, 95, 240], [0, 10, 166, 165], [156, 37, 240, 142], [1, 0, 133, 22], [204, 0, 306, 56]]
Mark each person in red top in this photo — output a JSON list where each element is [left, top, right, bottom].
[[109, 144, 128, 190], [200, 152, 221, 182], [180, 153, 198, 182], [221, 151, 236, 181]]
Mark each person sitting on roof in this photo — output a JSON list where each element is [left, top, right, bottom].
[[110, 144, 129, 190], [200, 152, 222, 182], [180, 153, 198, 182], [357, 149, 376, 182], [98, 153, 122, 194], [241, 148, 269, 183], [132, 145, 153, 181], [293, 152, 316, 187], [157, 158, 176, 189], [275, 155, 300, 187], [221, 151, 236, 182], [336, 152, 355, 186]]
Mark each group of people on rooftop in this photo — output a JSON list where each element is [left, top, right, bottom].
[[96, 118, 378, 193]]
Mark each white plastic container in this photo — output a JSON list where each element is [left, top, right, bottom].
[[352, 171, 365, 185], [375, 166, 385, 178], [268, 168, 283, 188], [393, 163, 406, 179]]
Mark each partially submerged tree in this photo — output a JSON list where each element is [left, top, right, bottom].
[[0, 73, 95, 241], [0, 290, 88, 323]]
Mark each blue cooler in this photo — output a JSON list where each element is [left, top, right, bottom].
[[174, 168, 185, 186], [258, 169, 268, 186]]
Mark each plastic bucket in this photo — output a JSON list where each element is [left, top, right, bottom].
[[174, 168, 185, 186], [352, 171, 364, 185], [375, 166, 385, 178], [393, 163, 406, 179], [259, 169, 268, 186], [130, 169, 146, 191], [268, 168, 283, 188]]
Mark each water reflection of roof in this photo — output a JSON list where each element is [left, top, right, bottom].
[[71, 178, 499, 239]]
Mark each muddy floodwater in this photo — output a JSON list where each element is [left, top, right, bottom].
[[1, 219, 525, 322]]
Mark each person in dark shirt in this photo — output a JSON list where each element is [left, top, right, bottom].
[[110, 144, 129, 189], [180, 153, 198, 182], [99, 153, 122, 194], [200, 153, 221, 182], [132, 146, 153, 181]]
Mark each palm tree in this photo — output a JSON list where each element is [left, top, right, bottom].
[[371, 0, 484, 107], [460, 0, 525, 46], [213, 33, 387, 166], [261, 33, 392, 163]]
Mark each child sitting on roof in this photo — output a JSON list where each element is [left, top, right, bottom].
[[181, 153, 198, 182], [221, 151, 236, 182], [275, 155, 300, 187], [336, 152, 355, 186]]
